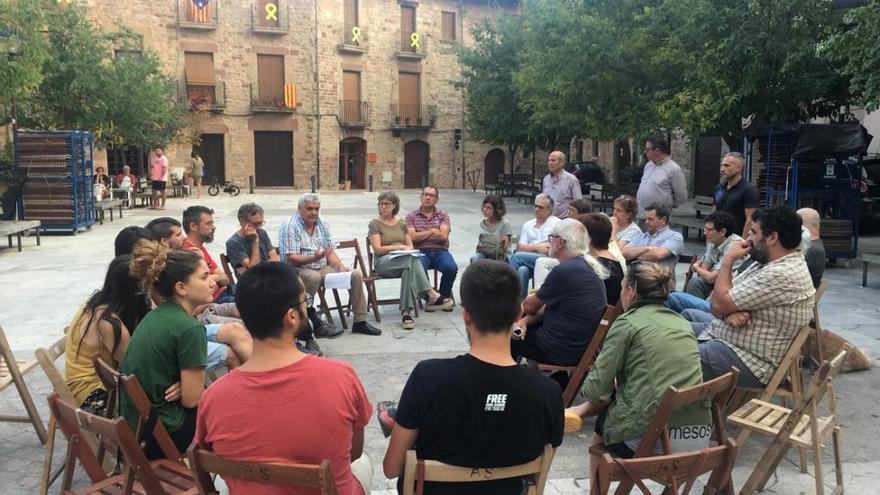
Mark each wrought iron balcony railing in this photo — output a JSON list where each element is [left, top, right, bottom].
[[338, 100, 371, 127], [252, 1, 288, 34], [250, 83, 296, 112], [396, 30, 427, 59], [338, 24, 367, 53], [179, 0, 218, 29], [390, 103, 436, 128], [181, 80, 225, 112]]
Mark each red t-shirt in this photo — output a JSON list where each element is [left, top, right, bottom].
[[182, 239, 224, 300], [195, 356, 372, 495]]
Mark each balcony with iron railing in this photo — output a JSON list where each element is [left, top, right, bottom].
[[390, 103, 436, 129], [338, 24, 367, 54], [338, 100, 371, 127], [251, 1, 288, 34], [178, 0, 218, 30], [396, 30, 427, 59], [250, 83, 296, 112], [181, 80, 226, 112]]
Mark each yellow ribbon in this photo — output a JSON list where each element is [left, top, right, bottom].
[[265, 3, 278, 21], [351, 26, 362, 44], [410, 32, 420, 49], [57, 0, 73, 3]]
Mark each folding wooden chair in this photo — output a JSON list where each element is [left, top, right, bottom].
[[187, 444, 338, 495], [679, 254, 697, 292], [0, 325, 47, 443], [93, 355, 183, 463], [218, 253, 238, 285], [730, 325, 811, 470], [402, 444, 555, 495], [47, 393, 197, 494], [364, 237, 419, 322], [314, 239, 367, 330], [590, 370, 739, 495], [532, 304, 622, 407], [730, 347, 849, 495], [593, 440, 737, 495], [808, 279, 830, 368]]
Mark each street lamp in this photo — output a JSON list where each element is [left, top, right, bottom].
[[2, 26, 23, 220]]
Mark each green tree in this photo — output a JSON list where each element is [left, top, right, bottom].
[[824, 0, 880, 112], [457, 17, 532, 171], [0, 0, 49, 125]]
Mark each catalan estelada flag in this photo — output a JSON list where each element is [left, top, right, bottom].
[[189, 0, 211, 23]]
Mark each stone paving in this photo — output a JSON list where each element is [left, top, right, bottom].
[[1, 189, 879, 494]]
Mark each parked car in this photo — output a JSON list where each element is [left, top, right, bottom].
[[565, 160, 606, 193], [860, 156, 880, 234]]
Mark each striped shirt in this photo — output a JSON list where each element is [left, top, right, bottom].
[[405, 208, 451, 251], [703, 252, 815, 383], [278, 213, 336, 270]]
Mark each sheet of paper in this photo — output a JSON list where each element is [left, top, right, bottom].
[[389, 250, 420, 255], [323, 271, 352, 290]]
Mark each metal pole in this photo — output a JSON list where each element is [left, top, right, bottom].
[[310, 175, 316, 193], [368, 174, 373, 192], [248, 175, 255, 194]]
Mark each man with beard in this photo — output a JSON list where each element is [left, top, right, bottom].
[[696, 205, 815, 387], [196, 262, 374, 494], [182, 206, 232, 303]]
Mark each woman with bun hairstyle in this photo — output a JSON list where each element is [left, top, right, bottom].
[[121, 239, 216, 459], [565, 261, 711, 476]]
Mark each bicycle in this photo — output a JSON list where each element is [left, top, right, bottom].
[[207, 177, 241, 197]]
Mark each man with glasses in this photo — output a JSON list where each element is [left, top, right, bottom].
[[509, 193, 561, 299], [636, 136, 687, 220], [226, 203, 280, 275], [511, 219, 607, 366], [280, 193, 382, 337], [406, 186, 458, 310]]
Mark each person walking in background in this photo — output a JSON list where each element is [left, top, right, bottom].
[[190, 150, 205, 199], [470, 195, 512, 263]]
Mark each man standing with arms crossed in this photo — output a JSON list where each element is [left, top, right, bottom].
[[543, 150, 582, 218], [714, 151, 760, 237]]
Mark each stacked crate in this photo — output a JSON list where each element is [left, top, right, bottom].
[[17, 131, 96, 233]]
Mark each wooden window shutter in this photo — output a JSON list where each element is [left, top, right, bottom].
[[184, 52, 215, 85], [257, 54, 285, 101], [344, 0, 358, 28], [441, 12, 456, 41]]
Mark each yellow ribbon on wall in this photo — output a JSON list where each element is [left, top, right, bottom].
[[265, 3, 278, 21], [351, 26, 362, 44], [410, 32, 420, 49]]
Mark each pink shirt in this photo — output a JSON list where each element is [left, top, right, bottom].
[[151, 155, 168, 181], [196, 355, 372, 495]]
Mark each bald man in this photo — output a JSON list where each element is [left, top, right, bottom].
[[797, 208, 825, 288], [542, 151, 582, 218]]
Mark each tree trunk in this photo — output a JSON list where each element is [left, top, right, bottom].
[[507, 143, 518, 174]]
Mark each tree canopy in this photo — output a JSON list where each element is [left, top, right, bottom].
[[824, 0, 880, 112]]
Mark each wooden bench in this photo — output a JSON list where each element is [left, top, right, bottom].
[[862, 253, 880, 288], [672, 195, 714, 240], [94, 199, 123, 225], [517, 179, 542, 204], [0, 220, 41, 252], [131, 191, 152, 207]]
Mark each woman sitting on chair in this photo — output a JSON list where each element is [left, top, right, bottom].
[[368, 191, 451, 330], [122, 240, 217, 459], [566, 261, 711, 474], [64, 255, 151, 416]]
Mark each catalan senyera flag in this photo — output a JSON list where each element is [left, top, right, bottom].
[[189, 0, 211, 23], [284, 83, 297, 108]]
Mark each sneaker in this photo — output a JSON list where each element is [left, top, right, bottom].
[[297, 338, 323, 356], [425, 296, 454, 312], [352, 321, 382, 336], [376, 401, 398, 438], [313, 319, 344, 339]]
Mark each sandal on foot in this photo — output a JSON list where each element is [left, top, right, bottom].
[[425, 296, 454, 312], [402, 314, 415, 330]]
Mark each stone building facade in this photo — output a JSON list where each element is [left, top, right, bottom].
[[83, 0, 525, 190]]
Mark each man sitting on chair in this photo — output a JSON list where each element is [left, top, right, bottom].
[[511, 219, 607, 367], [383, 260, 563, 494], [683, 211, 742, 299], [696, 205, 815, 388], [146, 217, 186, 250], [196, 262, 373, 495], [279, 193, 381, 337], [620, 203, 683, 277], [508, 193, 561, 300], [225, 202, 280, 275], [406, 185, 458, 310]]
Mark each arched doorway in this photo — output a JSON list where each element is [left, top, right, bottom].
[[339, 137, 367, 189], [404, 140, 429, 188], [484, 148, 505, 185]]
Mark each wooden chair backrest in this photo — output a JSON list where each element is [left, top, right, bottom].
[[595, 440, 737, 495], [48, 393, 169, 494], [747, 325, 812, 401], [335, 239, 369, 279], [634, 369, 739, 459], [35, 337, 74, 403], [560, 304, 621, 406], [219, 253, 238, 284], [187, 445, 338, 495], [364, 237, 380, 273], [814, 279, 829, 305], [92, 356, 182, 462], [402, 444, 554, 495]]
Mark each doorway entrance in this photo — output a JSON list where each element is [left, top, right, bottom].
[[404, 140, 429, 188], [254, 131, 294, 187], [339, 138, 366, 189], [196, 134, 225, 182], [484, 148, 505, 185]]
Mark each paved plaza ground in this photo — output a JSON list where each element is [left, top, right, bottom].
[[1, 189, 879, 494]]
